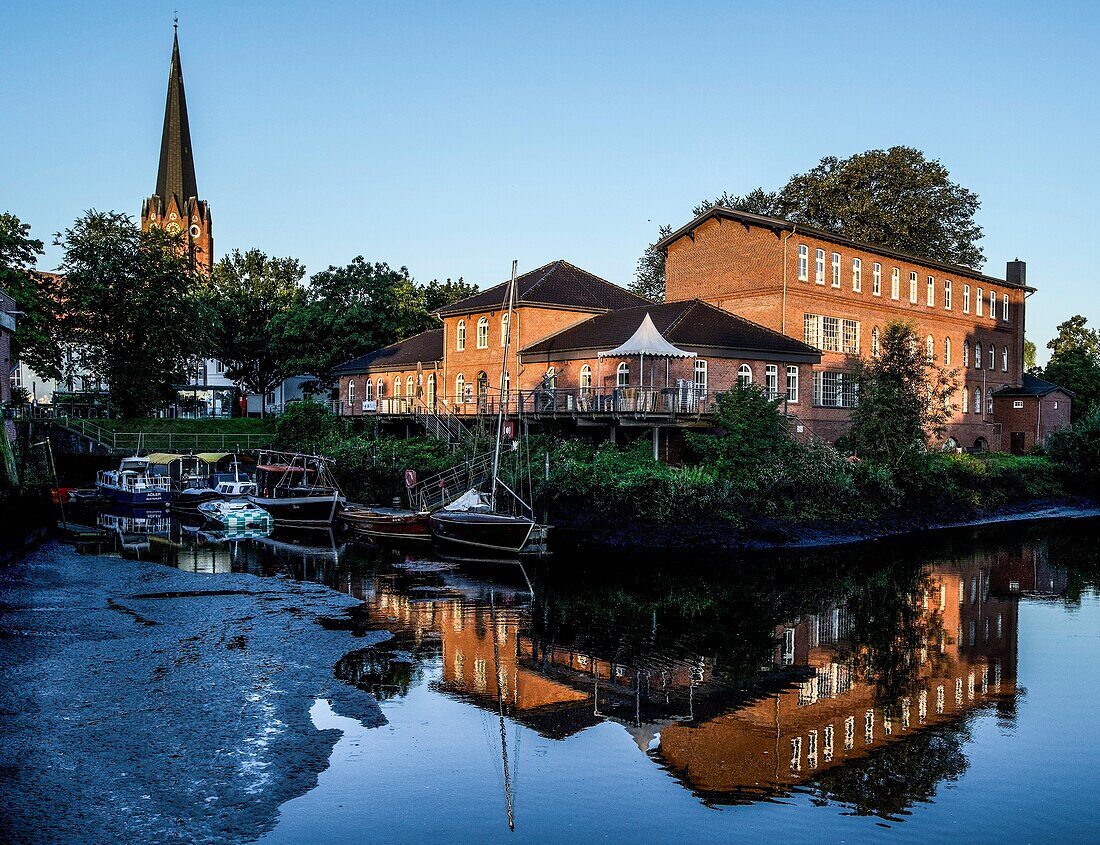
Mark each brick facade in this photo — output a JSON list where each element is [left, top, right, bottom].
[[992, 390, 1073, 454], [662, 210, 1032, 449]]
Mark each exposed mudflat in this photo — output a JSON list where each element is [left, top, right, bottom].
[[0, 542, 386, 845]]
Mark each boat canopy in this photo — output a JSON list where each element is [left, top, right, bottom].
[[256, 464, 313, 473], [597, 313, 695, 359], [145, 453, 187, 465], [196, 452, 230, 464]]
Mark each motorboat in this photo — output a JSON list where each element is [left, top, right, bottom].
[[212, 479, 258, 499], [197, 499, 273, 530], [249, 451, 345, 527], [172, 475, 221, 511], [95, 456, 172, 505]]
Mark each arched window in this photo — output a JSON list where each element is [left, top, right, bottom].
[[973, 387, 982, 415], [987, 390, 994, 415], [348, 380, 356, 406], [455, 373, 465, 402], [962, 387, 969, 414], [738, 364, 752, 387], [476, 371, 489, 399], [616, 362, 629, 387], [694, 359, 708, 395], [544, 367, 556, 389], [974, 343, 982, 369], [377, 377, 385, 398], [500, 313, 510, 346], [426, 373, 436, 406], [1002, 346, 1009, 372], [365, 378, 374, 401], [579, 364, 592, 394], [963, 340, 970, 367], [926, 335, 935, 361], [871, 326, 880, 357], [988, 343, 996, 371], [476, 317, 489, 349], [944, 337, 952, 366], [393, 376, 402, 397], [407, 375, 414, 397], [456, 320, 466, 351]]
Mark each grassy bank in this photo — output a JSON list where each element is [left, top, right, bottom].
[[88, 418, 277, 434]]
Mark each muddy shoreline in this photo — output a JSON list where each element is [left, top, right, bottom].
[[0, 542, 385, 845]]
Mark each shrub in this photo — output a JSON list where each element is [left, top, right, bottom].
[[1047, 407, 1100, 487]]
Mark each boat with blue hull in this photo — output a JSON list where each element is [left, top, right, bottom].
[[95, 457, 173, 505]]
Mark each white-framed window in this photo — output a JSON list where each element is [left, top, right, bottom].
[[393, 376, 402, 397], [580, 364, 592, 393], [765, 364, 778, 399], [977, 342, 985, 369], [738, 364, 752, 386], [964, 284, 971, 313], [426, 373, 436, 405], [988, 343, 996, 371], [694, 359, 708, 395], [831, 252, 841, 287], [804, 313, 822, 349], [456, 320, 466, 351], [872, 262, 881, 296], [852, 258, 862, 292], [977, 287, 984, 316], [963, 340, 970, 367], [364, 378, 374, 401], [500, 313, 510, 346], [944, 337, 952, 366], [891, 267, 900, 300], [926, 335, 935, 361], [988, 390, 994, 414], [1003, 293, 1010, 322], [944, 279, 952, 310], [455, 373, 465, 401], [815, 249, 825, 285], [476, 316, 489, 349], [962, 387, 969, 414], [813, 371, 857, 407], [214, 359, 224, 374], [871, 326, 880, 356], [1002, 346, 1009, 372], [786, 365, 799, 403], [909, 272, 918, 304], [347, 380, 355, 406], [990, 290, 997, 319], [974, 387, 982, 415], [616, 361, 629, 387], [798, 244, 809, 281], [842, 319, 860, 354], [1013, 399, 1024, 409], [926, 275, 935, 307], [407, 375, 414, 396], [377, 377, 385, 398]]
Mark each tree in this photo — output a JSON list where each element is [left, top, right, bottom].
[[684, 384, 792, 480], [847, 321, 957, 467], [636, 146, 984, 300], [57, 210, 207, 417], [0, 213, 62, 379], [278, 257, 437, 386], [1042, 315, 1100, 418], [421, 276, 479, 311], [203, 249, 306, 416], [1024, 338, 1037, 372]]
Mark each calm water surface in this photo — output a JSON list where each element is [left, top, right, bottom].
[[92, 508, 1100, 844]]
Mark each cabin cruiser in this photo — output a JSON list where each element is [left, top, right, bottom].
[[212, 478, 258, 499], [249, 451, 345, 528], [95, 456, 172, 505]]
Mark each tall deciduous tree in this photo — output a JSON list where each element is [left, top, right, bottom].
[[1042, 315, 1100, 418], [0, 213, 62, 379], [847, 321, 957, 467], [421, 277, 479, 312], [636, 147, 984, 300], [203, 249, 306, 416], [57, 210, 206, 417]]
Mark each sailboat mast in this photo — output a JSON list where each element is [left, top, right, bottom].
[[490, 260, 517, 512]]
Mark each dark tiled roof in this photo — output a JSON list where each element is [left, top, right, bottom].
[[435, 260, 648, 317], [654, 206, 1036, 292], [520, 299, 821, 361], [992, 373, 1076, 398], [333, 328, 443, 375]]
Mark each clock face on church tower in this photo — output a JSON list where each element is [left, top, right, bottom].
[[165, 221, 181, 235]]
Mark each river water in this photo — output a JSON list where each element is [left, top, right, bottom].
[[81, 508, 1100, 844]]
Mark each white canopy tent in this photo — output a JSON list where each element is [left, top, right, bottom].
[[597, 312, 695, 390]]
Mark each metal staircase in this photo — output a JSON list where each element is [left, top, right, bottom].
[[406, 452, 495, 512], [414, 404, 473, 446]]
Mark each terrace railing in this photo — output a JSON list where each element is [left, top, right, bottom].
[[55, 417, 277, 453]]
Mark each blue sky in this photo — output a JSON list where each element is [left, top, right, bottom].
[[2, 1, 1096, 362]]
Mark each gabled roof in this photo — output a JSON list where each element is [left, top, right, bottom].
[[655, 206, 1036, 292], [520, 299, 821, 362], [993, 373, 1076, 398], [333, 328, 443, 375], [434, 260, 648, 317]]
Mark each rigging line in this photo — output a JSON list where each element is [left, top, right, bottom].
[[490, 590, 516, 831]]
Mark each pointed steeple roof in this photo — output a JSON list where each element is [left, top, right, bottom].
[[155, 27, 198, 205]]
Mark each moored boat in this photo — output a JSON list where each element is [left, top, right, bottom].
[[95, 457, 173, 505], [248, 451, 345, 528], [340, 505, 431, 541], [430, 507, 536, 555], [212, 478, 258, 499], [172, 476, 221, 510], [196, 499, 273, 530]]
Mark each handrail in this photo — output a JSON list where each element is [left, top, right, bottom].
[[55, 417, 277, 452]]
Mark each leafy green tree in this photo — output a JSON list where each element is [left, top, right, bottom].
[[56, 210, 207, 417], [278, 257, 436, 386], [1047, 407, 1100, 486], [685, 384, 792, 479], [421, 276, 479, 311], [1042, 315, 1100, 418], [0, 212, 62, 379], [636, 146, 984, 300], [847, 321, 957, 467], [203, 249, 306, 417], [1024, 338, 1038, 373]]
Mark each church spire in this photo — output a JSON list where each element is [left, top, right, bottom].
[[155, 26, 198, 205]]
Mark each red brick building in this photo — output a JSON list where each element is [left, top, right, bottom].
[[658, 207, 1051, 449], [991, 374, 1074, 454], [1, 286, 15, 407]]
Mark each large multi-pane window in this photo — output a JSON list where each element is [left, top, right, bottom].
[[909, 272, 918, 303], [891, 267, 900, 300], [786, 365, 799, 403], [852, 258, 862, 292], [872, 263, 881, 296], [831, 253, 841, 287], [814, 371, 858, 407], [823, 316, 839, 351], [804, 314, 859, 353], [765, 364, 779, 399], [842, 319, 860, 354], [964, 284, 971, 313], [926, 276, 935, 306], [815, 249, 825, 285], [944, 279, 952, 310], [798, 244, 809, 281]]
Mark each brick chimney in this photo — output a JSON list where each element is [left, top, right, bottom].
[[1006, 259, 1026, 287]]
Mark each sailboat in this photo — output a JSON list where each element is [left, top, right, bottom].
[[430, 261, 538, 557]]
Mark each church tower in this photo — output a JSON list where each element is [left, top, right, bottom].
[[141, 24, 213, 272]]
